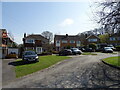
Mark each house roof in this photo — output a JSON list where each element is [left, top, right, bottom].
[[24, 34, 49, 42], [86, 34, 100, 40], [55, 34, 80, 40]]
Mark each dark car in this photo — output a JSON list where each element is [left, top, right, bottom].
[[102, 47, 113, 53], [84, 48, 94, 52], [22, 51, 39, 62], [59, 49, 72, 56], [71, 48, 83, 55]]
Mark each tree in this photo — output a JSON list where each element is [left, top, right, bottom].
[[96, 1, 120, 34], [41, 31, 53, 43], [99, 34, 109, 44], [89, 43, 97, 50]]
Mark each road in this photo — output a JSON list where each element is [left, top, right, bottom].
[[3, 53, 120, 88]]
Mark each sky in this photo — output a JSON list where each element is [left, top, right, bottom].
[[2, 1, 99, 44]]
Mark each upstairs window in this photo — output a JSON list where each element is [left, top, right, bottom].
[[117, 37, 120, 40], [26, 39, 35, 43], [56, 40, 60, 43], [76, 41, 81, 44], [88, 39, 97, 42], [62, 40, 67, 43], [70, 40, 75, 43], [110, 37, 116, 41]]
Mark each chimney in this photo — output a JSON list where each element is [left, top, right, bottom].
[[66, 34, 68, 37], [24, 33, 26, 38]]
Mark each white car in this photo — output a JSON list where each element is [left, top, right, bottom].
[[71, 48, 83, 55], [102, 47, 113, 53]]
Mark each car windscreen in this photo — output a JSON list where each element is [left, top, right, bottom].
[[24, 51, 36, 55], [72, 48, 78, 50], [104, 47, 111, 49]]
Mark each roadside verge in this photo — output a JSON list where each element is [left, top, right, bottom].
[[101, 57, 120, 69]]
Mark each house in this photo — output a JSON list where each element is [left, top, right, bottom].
[[23, 33, 49, 54], [0, 29, 15, 58], [109, 33, 120, 46], [54, 34, 81, 51], [86, 34, 100, 45]]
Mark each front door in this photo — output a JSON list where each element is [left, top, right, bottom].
[[36, 47, 42, 54]]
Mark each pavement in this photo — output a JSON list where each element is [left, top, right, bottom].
[[2, 59, 16, 86], [2, 52, 120, 88]]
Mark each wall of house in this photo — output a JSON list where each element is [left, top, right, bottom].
[[0, 47, 2, 59], [8, 48, 18, 55], [86, 35, 100, 45]]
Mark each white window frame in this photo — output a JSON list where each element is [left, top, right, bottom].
[[70, 40, 75, 44], [110, 37, 116, 41], [76, 41, 81, 44], [25, 39, 35, 43], [56, 40, 60, 47], [62, 40, 67, 43], [88, 39, 97, 42]]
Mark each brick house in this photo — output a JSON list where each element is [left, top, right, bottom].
[[23, 33, 49, 54], [109, 33, 120, 46], [86, 34, 100, 45], [0, 29, 14, 58], [54, 34, 81, 51]]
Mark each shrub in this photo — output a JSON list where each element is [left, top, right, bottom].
[[115, 45, 120, 51], [40, 52, 52, 56], [89, 43, 97, 50], [52, 51, 59, 54]]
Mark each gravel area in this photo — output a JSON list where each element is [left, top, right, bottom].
[[3, 53, 120, 88]]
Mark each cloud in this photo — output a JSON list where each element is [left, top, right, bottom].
[[59, 18, 74, 27]]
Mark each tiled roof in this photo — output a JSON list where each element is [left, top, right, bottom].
[[55, 35, 80, 40], [24, 34, 49, 42], [86, 34, 100, 39]]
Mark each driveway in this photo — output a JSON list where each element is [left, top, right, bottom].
[[3, 53, 120, 88], [2, 59, 16, 85]]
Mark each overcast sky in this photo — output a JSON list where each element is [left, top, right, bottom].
[[2, 1, 100, 44]]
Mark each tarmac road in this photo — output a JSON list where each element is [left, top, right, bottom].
[[3, 53, 120, 88]]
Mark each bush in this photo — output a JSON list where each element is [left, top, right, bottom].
[[52, 51, 59, 54], [89, 43, 97, 51], [40, 52, 52, 56], [115, 45, 120, 51]]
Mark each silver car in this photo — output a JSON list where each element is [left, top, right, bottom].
[[71, 48, 83, 55], [102, 47, 113, 53]]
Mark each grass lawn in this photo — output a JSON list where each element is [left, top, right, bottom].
[[15, 55, 71, 78], [102, 56, 120, 67], [82, 52, 97, 55]]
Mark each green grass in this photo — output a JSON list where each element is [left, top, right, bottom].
[[15, 55, 70, 78], [102, 56, 120, 67], [82, 52, 97, 55]]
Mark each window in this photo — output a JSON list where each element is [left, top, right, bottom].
[[56, 40, 60, 43], [76, 41, 81, 44], [26, 39, 35, 43], [117, 37, 120, 40], [110, 37, 116, 41], [62, 40, 67, 43], [56, 40, 60, 47], [88, 39, 97, 42], [70, 40, 75, 43]]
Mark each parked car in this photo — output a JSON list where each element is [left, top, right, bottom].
[[71, 48, 83, 55], [107, 45, 116, 50], [79, 47, 86, 52], [102, 47, 113, 53], [84, 48, 94, 52], [59, 49, 72, 56], [22, 51, 39, 62]]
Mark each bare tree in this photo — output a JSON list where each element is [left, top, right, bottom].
[[96, 0, 120, 34], [41, 31, 53, 43]]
